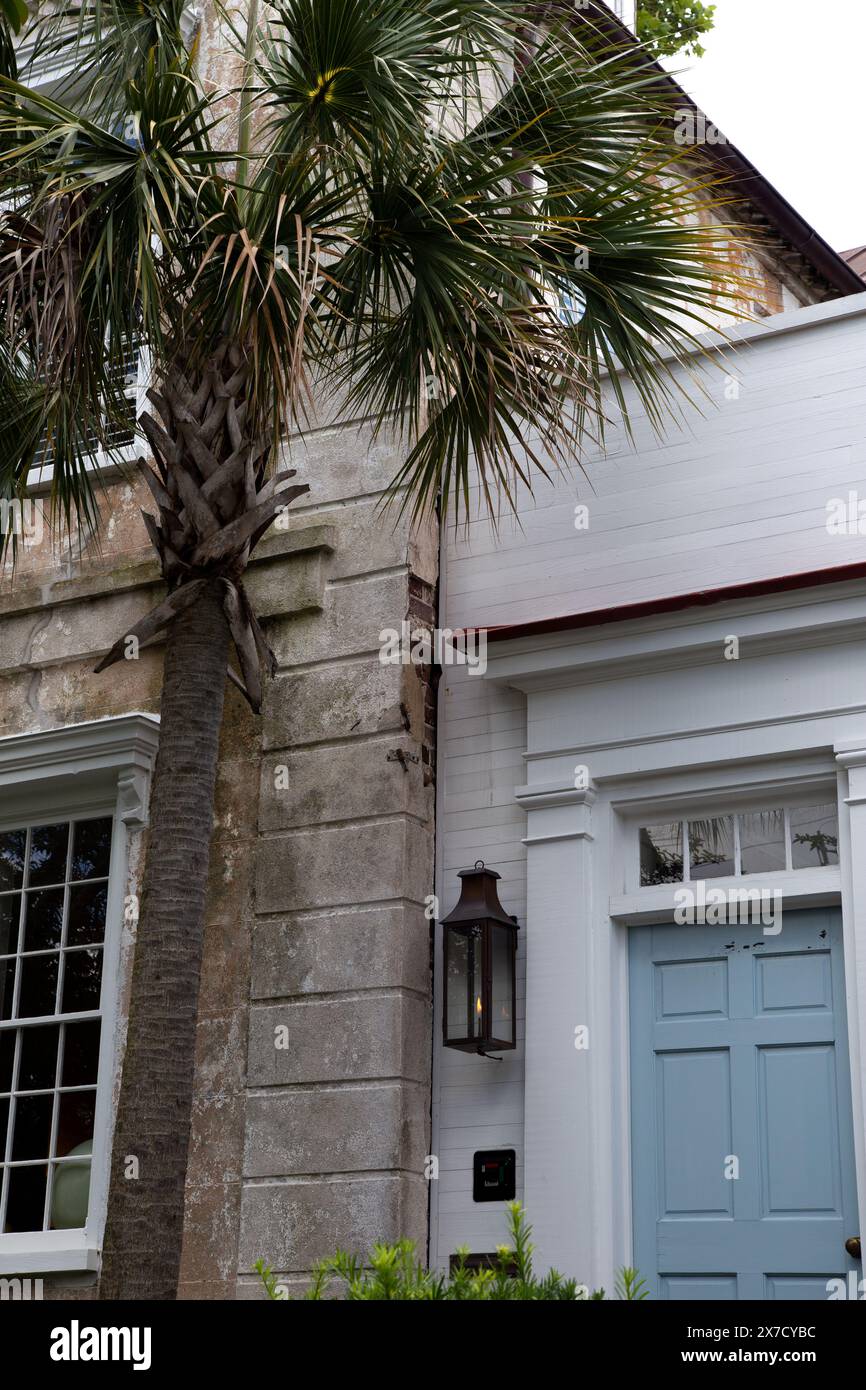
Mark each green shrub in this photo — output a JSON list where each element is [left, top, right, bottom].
[[256, 1202, 648, 1301]]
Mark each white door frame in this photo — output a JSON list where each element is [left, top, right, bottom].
[[478, 582, 866, 1290], [516, 742, 864, 1293]]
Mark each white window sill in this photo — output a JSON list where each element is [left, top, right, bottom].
[[0, 1231, 99, 1276], [610, 866, 842, 924], [26, 445, 139, 495]]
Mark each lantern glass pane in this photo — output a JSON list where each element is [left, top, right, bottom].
[[490, 924, 513, 1044], [446, 927, 482, 1042], [445, 927, 468, 1040], [470, 931, 483, 1039]]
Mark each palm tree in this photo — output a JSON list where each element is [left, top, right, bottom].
[[0, 0, 749, 1298]]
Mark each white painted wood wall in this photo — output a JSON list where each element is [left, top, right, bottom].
[[431, 294, 866, 1266]]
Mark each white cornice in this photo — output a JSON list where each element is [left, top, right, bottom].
[[483, 583, 866, 691], [0, 714, 160, 829], [514, 782, 597, 811], [515, 781, 596, 843]]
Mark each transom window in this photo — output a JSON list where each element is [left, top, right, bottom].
[[639, 804, 839, 887], [0, 816, 112, 1235]]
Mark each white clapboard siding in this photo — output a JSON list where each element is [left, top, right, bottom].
[[444, 297, 866, 629], [430, 293, 866, 1267]]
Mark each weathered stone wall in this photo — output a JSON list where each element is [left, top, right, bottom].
[[231, 421, 436, 1298], [0, 431, 436, 1297]]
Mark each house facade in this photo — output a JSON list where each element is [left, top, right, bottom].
[[0, 1, 863, 1301]]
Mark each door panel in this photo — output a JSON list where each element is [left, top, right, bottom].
[[658, 1050, 733, 1216], [630, 909, 860, 1300]]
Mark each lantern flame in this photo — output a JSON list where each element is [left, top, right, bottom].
[[475, 995, 482, 1016]]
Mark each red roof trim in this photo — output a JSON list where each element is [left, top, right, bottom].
[[470, 561, 866, 644]]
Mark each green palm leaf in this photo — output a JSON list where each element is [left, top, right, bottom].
[[1, 0, 756, 536]]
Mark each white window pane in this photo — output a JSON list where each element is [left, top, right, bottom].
[[739, 810, 786, 875], [0, 814, 112, 1236], [640, 822, 684, 885], [790, 805, 839, 868], [689, 817, 734, 879]]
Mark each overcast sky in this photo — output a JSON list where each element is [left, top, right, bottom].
[[664, 0, 865, 253]]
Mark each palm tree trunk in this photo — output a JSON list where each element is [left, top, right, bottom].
[[99, 579, 231, 1299]]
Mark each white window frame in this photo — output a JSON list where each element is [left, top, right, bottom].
[[614, 775, 843, 919], [634, 792, 842, 894], [0, 714, 158, 1275], [14, 31, 80, 92], [607, 1, 637, 30]]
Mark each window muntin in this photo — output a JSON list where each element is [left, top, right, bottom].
[[0, 816, 112, 1235], [639, 804, 839, 887]]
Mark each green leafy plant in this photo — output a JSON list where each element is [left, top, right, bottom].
[[616, 1266, 650, 1300], [257, 1202, 648, 1300], [636, 0, 717, 59]]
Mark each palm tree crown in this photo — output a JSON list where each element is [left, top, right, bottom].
[[0, 2, 744, 555]]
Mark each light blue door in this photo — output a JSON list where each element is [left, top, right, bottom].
[[630, 909, 861, 1300]]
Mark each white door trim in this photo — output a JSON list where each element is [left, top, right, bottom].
[[516, 744, 862, 1293]]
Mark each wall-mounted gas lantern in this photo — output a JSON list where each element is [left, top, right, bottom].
[[442, 862, 518, 1056]]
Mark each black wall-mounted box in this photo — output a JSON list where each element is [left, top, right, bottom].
[[473, 1149, 516, 1202]]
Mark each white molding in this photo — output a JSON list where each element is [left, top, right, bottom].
[[514, 782, 596, 810], [0, 714, 159, 1276], [0, 715, 159, 831], [600, 292, 866, 382], [515, 783, 595, 845], [608, 762, 836, 814], [520, 786, 601, 1277], [526, 715, 861, 768], [484, 583, 866, 692], [0, 1233, 99, 1276], [834, 741, 866, 1240], [611, 869, 841, 925], [686, 290, 866, 357]]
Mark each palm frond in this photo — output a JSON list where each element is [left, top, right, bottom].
[[255, 0, 520, 157], [0, 0, 21, 81], [0, 0, 758, 551], [21, 0, 192, 120]]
